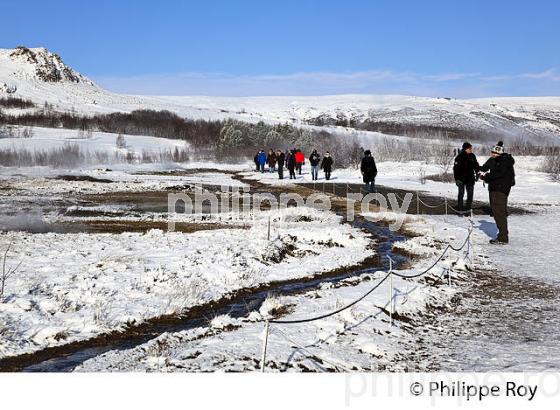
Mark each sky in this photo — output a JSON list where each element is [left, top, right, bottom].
[[1, 0, 560, 97]]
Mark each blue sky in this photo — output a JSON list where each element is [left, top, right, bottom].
[[2, 0, 559, 97]]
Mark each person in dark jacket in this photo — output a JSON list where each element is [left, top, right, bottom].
[[453, 142, 480, 213], [321, 152, 333, 180], [309, 150, 321, 180], [266, 149, 277, 173], [287, 150, 297, 179], [277, 150, 285, 180], [360, 150, 378, 193], [253, 152, 260, 172], [479, 141, 516, 244], [257, 150, 267, 173]]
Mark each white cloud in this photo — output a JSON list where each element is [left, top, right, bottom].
[[93, 68, 560, 97]]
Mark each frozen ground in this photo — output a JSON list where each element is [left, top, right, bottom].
[[76, 213, 471, 372], [75, 166, 560, 372], [405, 210, 560, 371], [0, 205, 373, 359]]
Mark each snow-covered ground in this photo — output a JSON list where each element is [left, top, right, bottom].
[[0, 206, 373, 359], [73, 203, 560, 372], [75, 212, 471, 372], [0, 126, 189, 155], [2, 46, 560, 372]]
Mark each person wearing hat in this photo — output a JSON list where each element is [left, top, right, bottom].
[[321, 151, 334, 180], [453, 142, 480, 214], [360, 150, 377, 193], [478, 141, 516, 244]]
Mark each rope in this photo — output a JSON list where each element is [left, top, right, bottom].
[[417, 196, 446, 209], [270, 226, 472, 324], [390, 226, 472, 278], [270, 270, 392, 324]]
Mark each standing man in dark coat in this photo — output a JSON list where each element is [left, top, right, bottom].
[[453, 142, 480, 213], [360, 150, 378, 193], [277, 150, 285, 180], [320, 152, 333, 180], [253, 152, 260, 172], [266, 149, 277, 173], [479, 141, 516, 244], [309, 150, 321, 181], [287, 150, 297, 180]]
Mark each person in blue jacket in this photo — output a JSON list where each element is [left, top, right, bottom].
[[257, 150, 267, 173]]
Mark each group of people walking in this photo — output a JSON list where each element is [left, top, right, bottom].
[[253, 147, 377, 190], [253, 148, 334, 180], [453, 141, 516, 245]]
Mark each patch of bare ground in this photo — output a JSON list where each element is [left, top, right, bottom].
[[56, 220, 246, 234]]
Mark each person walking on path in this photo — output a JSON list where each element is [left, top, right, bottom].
[[360, 150, 378, 193], [294, 149, 304, 175], [309, 150, 321, 180], [266, 149, 277, 173], [453, 142, 480, 214], [253, 152, 260, 172], [257, 150, 267, 173], [287, 150, 297, 179], [277, 150, 285, 180], [479, 141, 516, 244], [321, 152, 333, 181]]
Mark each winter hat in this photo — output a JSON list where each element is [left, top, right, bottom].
[[491, 141, 505, 155], [364, 150, 371, 156], [462, 142, 472, 150]]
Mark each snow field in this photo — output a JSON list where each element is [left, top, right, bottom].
[[76, 212, 473, 372], [0, 206, 373, 359]]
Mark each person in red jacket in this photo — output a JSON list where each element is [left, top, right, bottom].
[[294, 149, 304, 175]]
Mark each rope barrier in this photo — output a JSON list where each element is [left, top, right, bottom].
[[260, 217, 474, 370], [417, 196, 447, 209], [269, 270, 393, 324], [269, 226, 472, 324]]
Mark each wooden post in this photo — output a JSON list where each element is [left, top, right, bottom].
[[261, 321, 270, 373], [444, 197, 448, 222], [267, 216, 271, 241], [416, 191, 420, 215], [388, 257, 393, 327]]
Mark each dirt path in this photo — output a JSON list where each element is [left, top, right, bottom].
[[402, 268, 560, 371]]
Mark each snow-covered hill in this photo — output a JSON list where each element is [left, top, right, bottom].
[[2, 46, 560, 142]]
